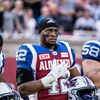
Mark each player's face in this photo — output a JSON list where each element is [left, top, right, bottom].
[[40, 27, 58, 47]]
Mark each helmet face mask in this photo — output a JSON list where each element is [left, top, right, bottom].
[[68, 76, 98, 100], [0, 82, 21, 100], [77, 88, 96, 100], [0, 92, 20, 100]]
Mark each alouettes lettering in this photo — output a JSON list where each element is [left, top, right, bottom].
[[39, 59, 70, 70]]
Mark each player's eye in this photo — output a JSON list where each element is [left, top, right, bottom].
[[44, 29, 58, 33]]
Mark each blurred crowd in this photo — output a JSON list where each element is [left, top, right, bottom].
[[0, 0, 100, 39]]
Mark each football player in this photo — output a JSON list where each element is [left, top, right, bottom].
[[0, 35, 6, 82], [16, 17, 80, 100], [81, 40, 100, 98]]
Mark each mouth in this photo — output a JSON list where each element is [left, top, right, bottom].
[[49, 38, 57, 42]]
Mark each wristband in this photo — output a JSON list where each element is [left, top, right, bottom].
[[41, 75, 54, 87]]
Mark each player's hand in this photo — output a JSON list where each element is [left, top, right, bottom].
[[47, 59, 60, 81], [41, 59, 70, 87], [58, 63, 70, 79], [47, 59, 69, 81]]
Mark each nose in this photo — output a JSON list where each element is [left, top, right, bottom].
[[51, 30, 58, 37], [51, 33, 58, 38]]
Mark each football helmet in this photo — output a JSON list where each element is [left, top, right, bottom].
[[68, 76, 98, 100], [0, 82, 21, 100]]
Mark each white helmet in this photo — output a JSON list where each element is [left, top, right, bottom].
[[0, 82, 21, 100], [68, 76, 98, 100]]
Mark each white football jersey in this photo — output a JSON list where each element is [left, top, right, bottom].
[[0, 52, 5, 73]]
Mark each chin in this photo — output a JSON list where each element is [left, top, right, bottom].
[[50, 41, 56, 45], [47, 43, 55, 47]]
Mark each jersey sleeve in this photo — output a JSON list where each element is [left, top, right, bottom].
[[0, 52, 5, 73], [16, 44, 33, 71], [60, 41, 76, 69], [81, 40, 100, 62], [70, 47, 76, 68]]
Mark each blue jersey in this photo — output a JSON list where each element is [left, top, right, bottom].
[[82, 40, 100, 62], [16, 41, 76, 100], [0, 52, 5, 73]]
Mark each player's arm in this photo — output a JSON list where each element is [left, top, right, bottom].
[[0, 74, 7, 82], [16, 67, 44, 98], [18, 78, 44, 98], [68, 44, 81, 79], [18, 60, 67, 98], [70, 67, 80, 80], [82, 60, 100, 89], [18, 69, 59, 98], [82, 41, 100, 89]]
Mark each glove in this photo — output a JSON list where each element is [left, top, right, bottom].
[[58, 63, 70, 79], [47, 59, 62, 81], [48, 59, 70, 81], [41, 59, 70, 87]]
